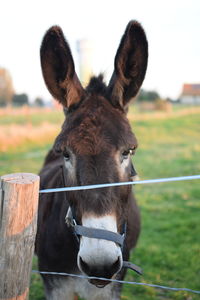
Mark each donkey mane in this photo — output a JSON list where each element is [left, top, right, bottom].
[[66, 75, 108, 114], [86, 74, 107, 97]]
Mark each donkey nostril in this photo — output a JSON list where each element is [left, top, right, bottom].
[[79, 256, 91, 275], [111, 256, 121, 275], [79, 255, 122, 279]]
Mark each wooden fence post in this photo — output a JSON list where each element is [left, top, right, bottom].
[[0, 173, 40, 300]]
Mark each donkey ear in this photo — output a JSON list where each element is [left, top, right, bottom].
[[108, 21, 148, 110], [40, 26, 84, 108]]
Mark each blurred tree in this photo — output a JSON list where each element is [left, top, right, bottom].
[[34, 97, 45, 107], [0, 68, 15, 106], [12, 93, 29, 106], [138, 89, 160, 102]]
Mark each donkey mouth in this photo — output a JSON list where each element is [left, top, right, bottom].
[[89, 279, 110, 288]]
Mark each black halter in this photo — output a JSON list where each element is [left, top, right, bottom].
[[61, 164, 142, 276], [65, 206, 126, 248]]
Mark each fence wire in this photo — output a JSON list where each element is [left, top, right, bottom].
[[32, 270, 200, 295], [39, 174, 200, 193]]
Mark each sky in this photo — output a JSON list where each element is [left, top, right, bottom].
[[0, 0, 200, 102]]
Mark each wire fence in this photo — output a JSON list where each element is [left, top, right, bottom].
[[39, 174, 200, 193], [32, 270, 200, 295], [36, 174, 200, 296]]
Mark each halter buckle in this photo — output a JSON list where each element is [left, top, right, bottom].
[[65, 207, 77, 227]]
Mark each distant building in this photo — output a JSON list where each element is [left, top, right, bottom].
[[76, 39, 93, 86], [180, 83, 200, 104]]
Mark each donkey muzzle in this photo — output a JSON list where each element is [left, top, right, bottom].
[[66, 207, 142, 285]]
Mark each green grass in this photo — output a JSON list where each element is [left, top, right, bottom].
[[0, 108, 200, 299], [123, 113, 200, 300], [0, 145, 52, 174]]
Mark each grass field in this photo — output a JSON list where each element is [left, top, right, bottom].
[[0, 106, 200, 299]]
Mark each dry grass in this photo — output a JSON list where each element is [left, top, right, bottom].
[[0, 106, 61, 117], [128, 106, 200, 121], [0, 122, 60, 152]]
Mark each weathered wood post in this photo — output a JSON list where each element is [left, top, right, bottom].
[[0, 173, 40, 300]]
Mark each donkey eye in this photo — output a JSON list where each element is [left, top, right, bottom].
[[122, 150, 130, 159], [122, 148, 135, 160], [63, 150, 70, 161]]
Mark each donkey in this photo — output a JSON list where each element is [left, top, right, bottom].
[[35, 20, 148, 300]]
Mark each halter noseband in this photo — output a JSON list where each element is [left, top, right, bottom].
[[65, 206, 125, 247], [61, 164, 142, 276]]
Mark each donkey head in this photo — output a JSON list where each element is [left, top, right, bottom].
[[40, 21, 148, 286]]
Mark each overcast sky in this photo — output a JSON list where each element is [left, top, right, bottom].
[[0, 0, 200, 101]]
